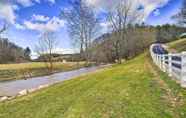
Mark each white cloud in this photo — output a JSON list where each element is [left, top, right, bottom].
[[15, 23, 25, 30], [0, 0, 56, 24], [85, 0, 170, 21], [32, 14, 50, 22], [47, 0, 55, 4], [16, 0, 55, 7], [16, 0, 34, 7], [31, 47, 76, 59], [53, 48, 78, 54], [153, 9, 160, 16], [100, 21, 111, 33], [24, 16, 65, 32], [140, 0, 169, 20], [100, 22, 110, 27], [12, 5, 20, 10], [35, 0, 41, 3], [24, 21, 44, 31], [0, 3, 16, 24]]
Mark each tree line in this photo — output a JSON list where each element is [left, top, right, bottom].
[[156, 24, 186, 43], [0, 24, 31, 64], [62, 0, 186, 64], [0, 38, 31, 63]]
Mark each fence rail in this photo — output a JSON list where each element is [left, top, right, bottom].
[[150, 44, 186, 88]]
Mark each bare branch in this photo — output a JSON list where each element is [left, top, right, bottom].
[[0, 22, 8, 35], [61, 0, 99, 63], [107, 0, 144, 63], [35, 31, 57, 73]]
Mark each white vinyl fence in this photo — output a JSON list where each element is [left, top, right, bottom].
[[150, 44, 186, 88]]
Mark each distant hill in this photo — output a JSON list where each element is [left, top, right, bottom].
[[90, 26, 156, 63], [35, 53, 82, 62], [90, 24, 186, 63]]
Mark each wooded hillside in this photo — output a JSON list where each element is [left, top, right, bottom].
[[90, 24, 186, 63], [0, 38, 31, 63]]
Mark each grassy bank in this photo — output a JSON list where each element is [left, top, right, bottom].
[[1, 53, 186, 118], [168, 38, 186, 52], [0, 62, 85, 82]]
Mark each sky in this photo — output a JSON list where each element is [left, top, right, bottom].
[[0, 0, 183, 58]]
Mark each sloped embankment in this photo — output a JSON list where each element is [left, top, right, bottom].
[[0, 53, 186, 118], [168, 38, 186, 52]]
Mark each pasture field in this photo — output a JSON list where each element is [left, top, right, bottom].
[[0, 62, 85, 81]]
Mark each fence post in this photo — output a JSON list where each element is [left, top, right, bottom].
[[162, 55, 166, 72], [159, 55, 162, 69], [156, 54, 158, 65], [168, 53, 172, 77], [157, 55, 160, 67], [155, 54, 158, 65], [152, 54, 155, 63], [159, 55, 162, 70], [181, 52, 186, 88]]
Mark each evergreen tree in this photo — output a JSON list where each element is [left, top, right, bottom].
[[24, 47, 31, 60]]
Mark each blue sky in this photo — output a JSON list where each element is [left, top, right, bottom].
[[146, 0, 182, 25], [0, 0, 183, 57]]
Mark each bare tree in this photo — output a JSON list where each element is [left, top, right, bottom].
[[0, 23, 7, 35], [90, 25, 156, 63], [107, 0, 142, 63], [0, 22, 8, 63], [35, 31, 57, 73], [172, 0, 186, 26], [61, 0, 99, 64]]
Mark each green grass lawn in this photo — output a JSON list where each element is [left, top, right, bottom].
[[1, 53, 186, 118], [0, 62, 85, 82], [168, 38, 186, 52]]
